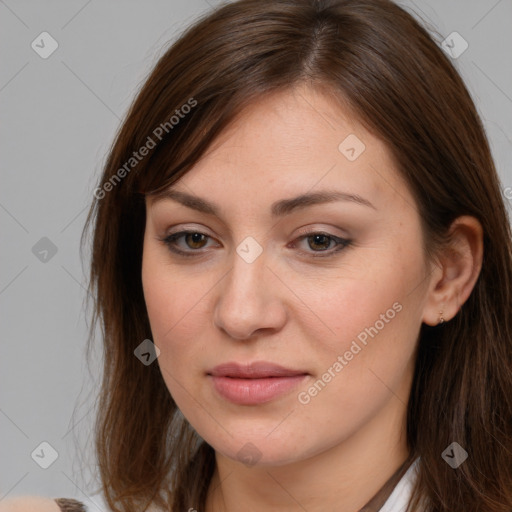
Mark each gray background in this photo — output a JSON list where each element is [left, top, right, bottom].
[[1, 0, 511, 510]]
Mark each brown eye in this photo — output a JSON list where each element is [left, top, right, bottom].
[[162, 230, 215, 257], [162, 230, 351, 259], [307, 234, 333, 251], [184, 232, 208, 249], [292, 232, 352, 258]]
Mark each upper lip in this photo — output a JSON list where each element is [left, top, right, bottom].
[[208, 361, 308, 378]]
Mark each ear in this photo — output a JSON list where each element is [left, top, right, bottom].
[[422, 215, 484, 326]]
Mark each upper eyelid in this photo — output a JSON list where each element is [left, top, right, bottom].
[[164, 227, 346, 242], [164, 222, 349, 238]]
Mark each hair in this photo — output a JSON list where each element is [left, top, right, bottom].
[[82, 0, 512, 511]]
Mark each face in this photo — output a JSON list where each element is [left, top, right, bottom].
[[142, 85, 433, 467]]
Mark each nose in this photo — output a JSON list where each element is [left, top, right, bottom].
[[213, 246, 287, 340]]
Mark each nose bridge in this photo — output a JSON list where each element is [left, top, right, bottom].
[[226, 231, 269, 293], [213, 236, 283, 339], [224, 240, 269, 309]]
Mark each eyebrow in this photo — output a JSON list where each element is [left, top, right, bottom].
[[150, 188, 376, 217]]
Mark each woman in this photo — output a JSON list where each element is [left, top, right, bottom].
[[4, 0, 511, 510]]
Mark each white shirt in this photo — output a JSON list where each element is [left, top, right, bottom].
[[379, 457, 421, 512]]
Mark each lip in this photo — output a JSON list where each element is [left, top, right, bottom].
[[208, 361, 309, 405], [209, 361, 308, 378]]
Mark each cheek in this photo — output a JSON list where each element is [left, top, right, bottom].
[[287, 246, 424, 354], [141, 244, 217, 376], [142, 264, 212, 410], [288, 247, 425, 410], [143, 272, 207, 348]]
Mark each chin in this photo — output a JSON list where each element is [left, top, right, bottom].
[[202, 429, 316, 468]]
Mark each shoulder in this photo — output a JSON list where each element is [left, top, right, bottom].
[[0, 496, 86, 512], [0, 496, 61, 511]]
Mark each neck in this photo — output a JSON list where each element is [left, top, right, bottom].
[[205, 395, 410, 512]]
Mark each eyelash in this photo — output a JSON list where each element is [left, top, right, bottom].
[[160, 230, 352, 259]]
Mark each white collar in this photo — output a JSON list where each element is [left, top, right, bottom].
[[379, 457, 420, 512]]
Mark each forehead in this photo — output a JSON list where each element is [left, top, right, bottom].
[[148, 85, 409, 216]]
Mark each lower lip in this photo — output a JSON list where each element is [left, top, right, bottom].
[[209, 375, 308, 405]]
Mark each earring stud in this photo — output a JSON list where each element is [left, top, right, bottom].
[[438, 308, 445, 325]]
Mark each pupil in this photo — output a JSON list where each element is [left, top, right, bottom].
[[310, 235, 329, 250], [188, 233, 205, 248]]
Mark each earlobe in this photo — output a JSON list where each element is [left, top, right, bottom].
[[437, 302, 445, 325], [422, 215, 483, 326]]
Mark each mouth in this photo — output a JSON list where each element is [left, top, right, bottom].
[[207, 361, 309, 405]]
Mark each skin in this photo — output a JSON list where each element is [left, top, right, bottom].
[[0, 497, 63, 512], [142, 84, 483, 512]]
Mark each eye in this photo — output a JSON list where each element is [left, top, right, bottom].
[[161, 230, 216, 257], [160, 230, 352, 258], [290, 231, 352, 258]]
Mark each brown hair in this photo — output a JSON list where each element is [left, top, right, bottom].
[[82, 0, 512, 510]]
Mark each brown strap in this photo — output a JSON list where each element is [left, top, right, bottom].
[[54, 498, 87, 512], [358, 454, 417, 512]]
